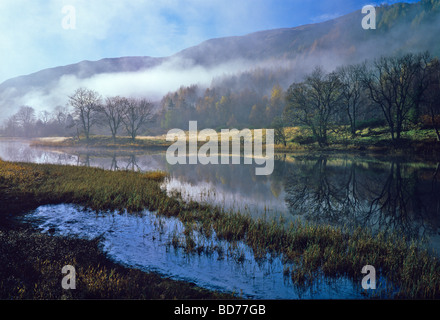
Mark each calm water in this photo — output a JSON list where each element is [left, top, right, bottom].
[[21, 203, 366, 299], [2, 139, 440, 298]]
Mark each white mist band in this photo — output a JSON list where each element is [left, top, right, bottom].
[[166, 121, 274, 176]]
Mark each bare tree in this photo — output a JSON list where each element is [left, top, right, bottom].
[[122, 98, 155, 142], [68, 88, 102, 141], [422, 58, 440, 141], [15, 106, 36, 137], [362, 52, 431, 142], [3, 114, 19, 137], [53, 105, 68, 126], [337, 63, 367, 137], [98, 96, 126, 142], [284, 67, 343, 147]]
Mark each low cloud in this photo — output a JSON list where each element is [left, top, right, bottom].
[[0, 57, 259, 120]]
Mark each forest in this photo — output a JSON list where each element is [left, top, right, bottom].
[[1, 51, 439, 148]]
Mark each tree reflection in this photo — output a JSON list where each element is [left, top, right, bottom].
[[284, 156, 440, 243], [110, 153, 119, 171], [76, 153, 91, 167], [126, 154, 140, 171]]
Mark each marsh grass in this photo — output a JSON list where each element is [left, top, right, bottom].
[[0, 226, 232, 299], [1, 158, 440, 299]]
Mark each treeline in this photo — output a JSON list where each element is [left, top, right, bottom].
[[1, 51, 439, 145], [1, 88, 157, 141], [158, 67, 292, 131], [283, 51, 440, 146], [158, 51, 440, 145], [1, 105, 76, 138]]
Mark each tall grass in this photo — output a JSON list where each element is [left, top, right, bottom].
[[1, 158, 440, 299], [0, 227, 233, 299]]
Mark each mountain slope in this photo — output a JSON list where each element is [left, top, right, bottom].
[[173, 1, 440, 66]]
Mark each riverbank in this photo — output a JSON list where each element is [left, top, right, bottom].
[[1, 159, 440, 299], [27, 125, 440, 159], [0, 224, 233, 299], [0, 160, 234, 299]]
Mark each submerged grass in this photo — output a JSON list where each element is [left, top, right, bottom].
[[1, 158, 440, 299], [0, 225, 232, 299]]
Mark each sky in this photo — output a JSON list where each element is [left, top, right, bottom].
[[0, 0, 420, 84]]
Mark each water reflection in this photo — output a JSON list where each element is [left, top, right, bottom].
[[1, 139, 440, 254], [21, 204, 366, 299], [283, 156, 440, 253]]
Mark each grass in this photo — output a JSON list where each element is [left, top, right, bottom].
[[30, 135, 172, 150], [0, 225, 232, 300], [29, 124, 440, 157], [284, 125, 440, 155], [1, 158, 440, 299]]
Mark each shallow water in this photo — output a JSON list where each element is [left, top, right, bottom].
[[21, 203, 367, 299], [1, 139, 439, 254], [2, 139, 440, 298]]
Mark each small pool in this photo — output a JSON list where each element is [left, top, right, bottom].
[[21, 203, 369, 299]]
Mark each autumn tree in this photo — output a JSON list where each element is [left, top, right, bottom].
[[266, 84, 285, 123], [216, 95, 233, 127], [249, 100, 267, 128]]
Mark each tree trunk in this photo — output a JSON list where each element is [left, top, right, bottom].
[[435, 127, 440, 142]]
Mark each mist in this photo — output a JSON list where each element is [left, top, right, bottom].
[[0, 57, 271, 120]]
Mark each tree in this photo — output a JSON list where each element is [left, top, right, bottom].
[[271, 116, 287, 147], [266, 84, 285, 123], [362, 52, 431, 142], [249, 101, 267, 128], [3, 114, 19, 137], [15, 106, 36, 137], [215, 95, 232, 127], [53, 105, 68, 126], [284, 67, 343, 147], [68, 88, 102, 141], [99, 96, 126, 141], [421, 58, 440, 141], [122, 98, 155, 142], [337, 63, 367, 137], [161, 96, 177, 130]]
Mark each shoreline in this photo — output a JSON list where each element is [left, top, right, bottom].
[[1, 159, 440, 299], [24, 128, 440, 158]]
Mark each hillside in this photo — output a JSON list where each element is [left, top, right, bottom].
[[0, 0, 439, 121]]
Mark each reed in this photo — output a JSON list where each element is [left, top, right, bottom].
[[0, 226, 233, 299], [1, 158, 440, 299]]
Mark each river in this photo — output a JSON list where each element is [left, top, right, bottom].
[[1, 138, 439, 298]]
